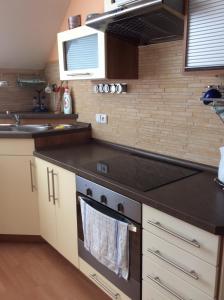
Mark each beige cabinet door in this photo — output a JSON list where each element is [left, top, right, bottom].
[[0, 156, 39, 235], [35, 158, 57, 248], [35, 158, 78, 268], [53, 165, 78, 267]]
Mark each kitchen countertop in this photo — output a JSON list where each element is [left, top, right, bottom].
[[0, 112, 78, 119], [0, 122, 91, 139], [34, 140, 224, 235]]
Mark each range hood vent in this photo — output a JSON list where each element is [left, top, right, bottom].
[[86, 0, 184, 46]]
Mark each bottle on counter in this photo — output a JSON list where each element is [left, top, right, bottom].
[[63, 87, 72, 114], [32, 96, 41, 112], [40, 96, 48, 112]]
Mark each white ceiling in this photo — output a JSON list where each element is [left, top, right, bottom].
[[0, 0, 70, 70]]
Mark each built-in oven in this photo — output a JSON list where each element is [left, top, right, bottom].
[[76, 175, 141, 300]]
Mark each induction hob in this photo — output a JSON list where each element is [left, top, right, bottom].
[[83, 154, 200, 192]]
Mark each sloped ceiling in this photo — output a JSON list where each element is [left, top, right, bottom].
[[0, 0, 70, 70]]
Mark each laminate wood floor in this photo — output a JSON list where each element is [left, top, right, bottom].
[[0, 242, 110, 300]]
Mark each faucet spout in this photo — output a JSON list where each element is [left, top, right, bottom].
[[14, 114, 20, 126]]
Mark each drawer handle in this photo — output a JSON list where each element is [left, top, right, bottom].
[[147, 249, 199, 280], [90, 273, 120, 299], [29, 160, 36, 192], [147, 275, 187, 300], [47, 168, 53, 202], [51, 171, 58, 205], [147, 220, 200, 248]]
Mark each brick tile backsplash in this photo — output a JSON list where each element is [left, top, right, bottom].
[[45, 41, 224, 167], [0, 70, 44, 112]]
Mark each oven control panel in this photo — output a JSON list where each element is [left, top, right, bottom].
[[76, 175, 141, 223]]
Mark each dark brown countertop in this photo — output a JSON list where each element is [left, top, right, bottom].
[[33, 141, 224, 235], [0, 122, 90, 139], [0, 112, 78, 119]]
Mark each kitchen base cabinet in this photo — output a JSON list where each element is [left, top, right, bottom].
[[142, 280, 169, 300], [0, 139, 39, 235], [35, 159, 57, 247], [35, 158, 78, 268], [219, 245, 224, 300], [79, 258, 131, 300], [143, 230, 218, 297], [143, 257, 212, 300], [142, 204, 221, 300]]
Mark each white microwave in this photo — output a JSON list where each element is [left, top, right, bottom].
[[58, 26, 106, 80]]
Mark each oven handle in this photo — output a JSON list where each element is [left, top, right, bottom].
[[78, 195, 138, 233]]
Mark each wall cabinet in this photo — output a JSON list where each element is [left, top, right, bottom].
[[35, 158, 78, 268], [58, 25, 138, 80], [185, 0, 224, 71], [0, 139, 39, 235]]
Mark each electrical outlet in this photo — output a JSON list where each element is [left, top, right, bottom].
[[100, 114, 108, 124], [96, 114, 101, 123], [95, 114, 108, 124]]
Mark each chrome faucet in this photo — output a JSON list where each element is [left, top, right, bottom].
[[5, 111, 21, 126], [14, 114, 20, 126]]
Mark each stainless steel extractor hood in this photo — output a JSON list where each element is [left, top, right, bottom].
[[85, 0, 184, 46]]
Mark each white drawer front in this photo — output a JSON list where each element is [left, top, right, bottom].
[[143, 230, 218, 298], [143, 258, 213, 300], [79, 258, 131, 300], [143, 204, 220, 266], [142, 280, 170, 300]]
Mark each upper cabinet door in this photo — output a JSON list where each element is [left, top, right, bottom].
[[58, 26, 106, 80], [58, 25, 138, 80], [185, 0, 224, 71]]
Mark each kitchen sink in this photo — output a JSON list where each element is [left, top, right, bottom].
[[0, 124, 53, 133], [0, 123, 85, 133]]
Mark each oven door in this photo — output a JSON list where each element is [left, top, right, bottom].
[[77, 192, 141, 300]]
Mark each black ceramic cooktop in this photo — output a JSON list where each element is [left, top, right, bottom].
[[83, 154, 199, 192]]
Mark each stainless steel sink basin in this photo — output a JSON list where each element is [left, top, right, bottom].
[[0, 123, 87, 133], [0, 124, 53, 133]]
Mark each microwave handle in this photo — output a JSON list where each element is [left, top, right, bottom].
[[67, 73, 92, 76], [78, 195, 137, 233]]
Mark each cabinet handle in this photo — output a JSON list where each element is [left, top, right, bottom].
[[47, 168, 53, 202], [147, 249, 199, 280], [29, 160, 36, 192], [147, 275, 187, 300], [147, 220, 200, 248], [89, 273, 120, 299], [67, 72, 92, 76], [51, 170, 58, 205]]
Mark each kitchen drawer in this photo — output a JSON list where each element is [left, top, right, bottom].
[[79, 258, 131, 300], [143, 258, 213, 300], [143, 230, 218, 298], [0, 139, 34, 155], [142, 280, 170, 300], [143, 204, 220, 266]]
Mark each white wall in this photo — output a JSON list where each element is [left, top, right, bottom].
[[0, 0, 70, 69]]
